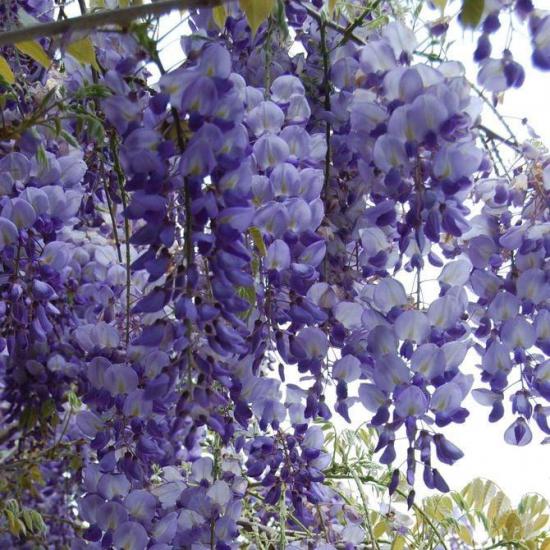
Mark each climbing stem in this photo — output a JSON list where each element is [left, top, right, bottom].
[[350, 469, 380, 550], [279, 482, 287, 549], [109, 133, 132, 348], [320, 17, 332, 281]]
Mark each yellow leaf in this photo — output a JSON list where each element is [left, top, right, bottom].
[[239, 0, 275, 35], [373, 520, 387, 538], [15, 41, 50, 69], [0, 55, 15, 84], [503, 510, 523, 540], [462, 478, 497, 512], [391, 535, 406, 550], [5, 509, 20, 536], [488, 490, 511, 534], [432, 0, 447, 10], [212, 5, 227, 29], [458, 524, 473, 546], [328, 0, 338, 16], [67, 37, 99, 71], [531, 513, 549, 534], [541, 538, 550, 550]]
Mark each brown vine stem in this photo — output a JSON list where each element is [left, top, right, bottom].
[[150, 48, 196, 392], [109, 133, 132, 349], [319, 17, 332, 283], [0, 0, 224, 46]]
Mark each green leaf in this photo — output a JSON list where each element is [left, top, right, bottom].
[[41, 398, 56, 419], [237, 286, 256, 306], [68, 390, 82, 410], [15, 40, 51, 69], [5, 509, 20, 536], [69, 454, 83, 471], [76, 113, 105, 143], [28, 510, 46, 534], [61, 130, 80, 148], [249, 226, 267, 257], [20, 405, 38, 430], [67, 37, 100, 71], [5, 499, 20, 515], [239, 0, 275, 35], [21, 509, 35, 533], [74, 83, 112, 100], [460, 0, 484, 28], [29, 465, 45, 486], [432, 0, 447, 11], [0, 55, 15, 85]]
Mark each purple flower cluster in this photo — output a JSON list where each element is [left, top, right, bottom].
[[456, 0, 550, 91], [0, 0, 549, 547]]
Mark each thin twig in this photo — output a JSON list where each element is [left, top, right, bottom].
[[320, 17, 332, 282], [335, 0, 383, 48], [478, 124, 521, 152], [351, 469, 380, 550], [300, 2, 364, 45], [470, 82, 520, 148], [0, 0, 223, 46], [109, 133, 132, 349]]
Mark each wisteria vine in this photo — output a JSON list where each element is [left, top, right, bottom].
[[0, 0, 549, 548]]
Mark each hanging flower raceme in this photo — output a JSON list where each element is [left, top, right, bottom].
[[1, 0, 550, 547], [465, 158, 550, 447]]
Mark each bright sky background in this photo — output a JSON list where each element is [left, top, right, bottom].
[[65, 0, 550, 505]]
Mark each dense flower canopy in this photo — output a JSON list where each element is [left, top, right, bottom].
[[0, 0, 549, 548]]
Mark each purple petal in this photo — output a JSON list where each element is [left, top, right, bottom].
[[504, 417, 532, 446], [113, 521, 148, 550], [266, 239, 290, 271], [394, 385, 428, 418]]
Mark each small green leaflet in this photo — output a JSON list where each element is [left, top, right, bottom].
[[0, 55, 15, 85], [239, 0, 276, 36], [249, 226, 267, 257], [460, 0, 485, 28]]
